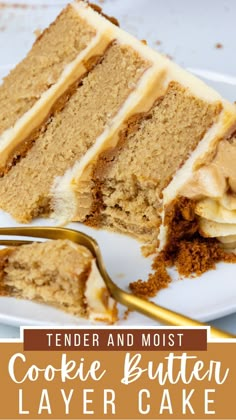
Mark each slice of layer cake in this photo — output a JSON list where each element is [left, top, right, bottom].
[[0, 0, 236, 269], [51, 3, 236, 255], [58, 82, 232, 249], [0, 239, 117, 322]]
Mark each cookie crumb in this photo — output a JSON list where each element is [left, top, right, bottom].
[[163, 197, 236, 277], [168, 237, 236, 277], [165, 53, 173, 60], [215, 42, 223, 49], [34, 29, 42, 39], [116, 272, 125, 279], [129, 254, 171, 298], [131, 196, 236, 299]]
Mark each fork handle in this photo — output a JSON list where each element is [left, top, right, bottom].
[[0, 227, 233, 338], [117, 290, 234, 339]]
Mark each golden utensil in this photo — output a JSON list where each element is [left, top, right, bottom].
[[0, 226, 234, 339]]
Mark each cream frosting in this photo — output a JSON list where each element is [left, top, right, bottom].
[[179, 138, 236, 247], [67, 241, 117, 322], [85, 259, 117, 322], [73, 1, 228, 103], [63, 242, 116, 322], [52, 64, 167, 222], [181, 140, 236, 199]]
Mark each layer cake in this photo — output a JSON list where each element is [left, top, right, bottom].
[[0, 1, 236, 273]]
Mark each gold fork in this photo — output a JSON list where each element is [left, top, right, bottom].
[[0, 226, 234, 339]]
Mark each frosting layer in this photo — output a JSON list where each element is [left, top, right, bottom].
[[180, 137, 236, 247]]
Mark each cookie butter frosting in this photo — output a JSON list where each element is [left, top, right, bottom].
[[180, 138, 236, 247], [85, 259, 117, 322]]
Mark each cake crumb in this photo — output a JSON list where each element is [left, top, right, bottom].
[[141, 241, 158, 257], [165, 53, 173, 61], [89, 3, 119, 26], [131, 195, 236, 299], [116, 272, 125, 279], [34, 29, 42, 39], [123, 308, 131, 320], [170, 237, 236, 277], [129, 254, 171, 298], [215, 43, 223, 49], [163, 197, 236, 277], [130, 236, 236, 300], [155, 40, 162, 46]]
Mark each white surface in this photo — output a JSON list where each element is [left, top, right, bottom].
[[0, 0, 235, 335]]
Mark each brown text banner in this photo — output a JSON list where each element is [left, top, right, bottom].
[[23, 328, 207, 351]]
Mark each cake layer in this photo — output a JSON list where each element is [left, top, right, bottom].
[[0, 42, 149, 222], [0, 5, 96, 137], [54, 81, 222, 245], [0, 239, 117, 322], [84, 82, 220, 243]]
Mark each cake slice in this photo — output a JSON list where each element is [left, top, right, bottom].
[[0, 1, 236, 273], [50, 3, 236, 256], [0, 239, 117, 322]]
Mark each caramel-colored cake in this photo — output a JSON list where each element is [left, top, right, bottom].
[[0, 1, 236, 277], [0, 239, 117, 322]]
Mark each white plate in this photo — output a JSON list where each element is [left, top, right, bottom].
[[0, 214, 236, 327], [0, 0, 236, 327]]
